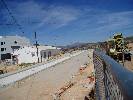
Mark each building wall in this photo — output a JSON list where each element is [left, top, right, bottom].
[[12, 46, 61, 64], [40, 49, 60, 61], [12, 47, 38, 64], [0, 36, 30, 60]]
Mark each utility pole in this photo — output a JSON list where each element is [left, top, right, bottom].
[[35, 32, 39, 63]]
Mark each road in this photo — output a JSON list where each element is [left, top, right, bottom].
[[0, 51, 83, 87], [0, 50, 91, 100]]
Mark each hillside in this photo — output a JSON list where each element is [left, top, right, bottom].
[[125, 36, 133, 43]]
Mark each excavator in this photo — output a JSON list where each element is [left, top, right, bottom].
[[106, 33, 131, 62]]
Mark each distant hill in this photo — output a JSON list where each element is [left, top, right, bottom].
[[65, 42, 87, 48], [58, 36, 133, 50], [125, 36, 133, 43], [58, 42, 97, 50], [57, 42, 86, 49]]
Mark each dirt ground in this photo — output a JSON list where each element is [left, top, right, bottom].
[[124, 56, 133, 72], [128, 43, 133, 51], [0, 54, 63, 74], [59, 63, 95, 100], [125, 43, 133, 71], [0, 51, 91, 100]]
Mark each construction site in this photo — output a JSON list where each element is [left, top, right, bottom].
[[0, 50, 95, 100], [0, 33, 133, 100], [0, 0, 133, 100]]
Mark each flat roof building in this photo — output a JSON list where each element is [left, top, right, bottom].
[[12, 46, 61, 64], [0, 36, 31, 60]]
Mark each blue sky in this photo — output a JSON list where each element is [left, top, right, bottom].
[[0, 0, 133, 46]]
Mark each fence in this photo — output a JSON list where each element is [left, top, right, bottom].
[[93, 50, 133, 100]]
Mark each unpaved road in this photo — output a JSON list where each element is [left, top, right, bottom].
[[0, 50, 90, 100], [0, 51, 83, 87]]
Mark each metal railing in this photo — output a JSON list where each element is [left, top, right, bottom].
[[93, 50, 133, 100]]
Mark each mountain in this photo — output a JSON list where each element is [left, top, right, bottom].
[[125, 36, 133, 43]]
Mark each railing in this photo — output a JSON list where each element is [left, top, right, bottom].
[[93, 50, 133, 100]]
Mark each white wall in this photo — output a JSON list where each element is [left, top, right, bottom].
[[12, 47, 38, 64], [12, 46, 61, 64]]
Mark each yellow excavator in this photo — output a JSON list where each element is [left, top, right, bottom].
[[106, 33, 131, 62]]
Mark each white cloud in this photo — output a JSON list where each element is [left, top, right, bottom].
[[1, 0, 133, 36], [95, 11, 133, 32], [2, 1, 81, 29], [74, 10, 133, 34], [38, 5, 81, 28]]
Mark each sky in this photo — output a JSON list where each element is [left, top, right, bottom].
[[0, 0, 133, 46]]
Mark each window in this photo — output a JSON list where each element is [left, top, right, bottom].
[[1, 42, 5, 45], [1, 42, 3, 45], [1, 53, 11, 60], [14, 41, 17, 44], [1, 48, 4, 51]]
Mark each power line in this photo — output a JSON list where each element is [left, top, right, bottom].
[[0, 23, 14, 26], [0, 0, 25, 34]]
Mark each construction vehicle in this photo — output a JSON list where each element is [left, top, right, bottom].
[[106, 33, 131, 62]]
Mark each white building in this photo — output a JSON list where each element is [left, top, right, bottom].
[[0, 36, 30, 60], [12, 46, 61, 64]]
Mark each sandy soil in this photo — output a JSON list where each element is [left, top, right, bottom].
[[0, 51, 90, 100], [124, 43, 133, 71], [124, 56, 133, 72], [0, 53, 64, 74], [60, 63, 94, 100], [128, 43, 133, 51]]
